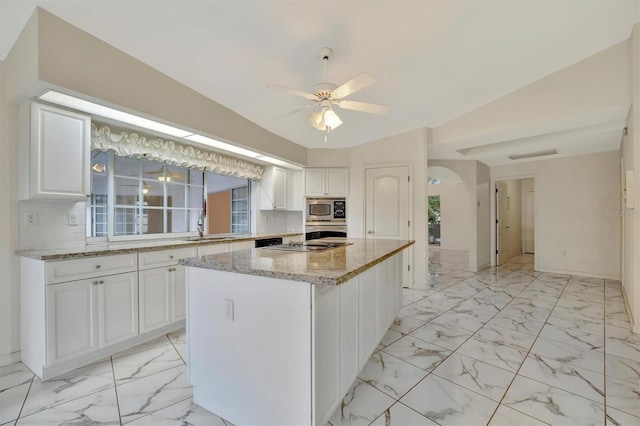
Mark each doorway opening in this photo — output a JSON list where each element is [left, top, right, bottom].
[[428, 195, 441, 246], [494, 178, 535, 266]]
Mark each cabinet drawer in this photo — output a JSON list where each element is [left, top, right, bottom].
[[198, 243, 229, 257], [46, 254, 137, 284], [139, 247, 198, 270]]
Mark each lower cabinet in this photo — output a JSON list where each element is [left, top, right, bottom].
[[46, 272, 138, 365], [139, 265, 186, 333]]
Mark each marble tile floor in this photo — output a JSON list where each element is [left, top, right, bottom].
[[1, 251, 639, 425]]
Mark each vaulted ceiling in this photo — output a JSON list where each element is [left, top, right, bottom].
[[1, 1, 638, 157]]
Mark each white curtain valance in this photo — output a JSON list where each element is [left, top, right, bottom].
[[91, 123, 264, 180]]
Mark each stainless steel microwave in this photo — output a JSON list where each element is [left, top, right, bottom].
[[306, 198, 346, 223]]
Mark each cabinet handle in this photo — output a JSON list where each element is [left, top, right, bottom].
[[95, 265, 101, 270], [93, 281, 99, 285], [86, 194, 91, 198], [169, 255, 174, 259], [367, 230, 374, 234], [169, 268, 175, 272], [99, 280, 104, 285]]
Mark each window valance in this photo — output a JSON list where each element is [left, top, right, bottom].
[[91, 123, 264, 180]]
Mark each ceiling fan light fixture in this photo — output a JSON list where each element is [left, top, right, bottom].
[[309, 110, 324, 130], [323, 108, 342, 129]]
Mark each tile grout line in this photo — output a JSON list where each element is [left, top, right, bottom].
[[12, 374, 34, 423], [370, 261, 538, 425], [487, 274, 608, 425], [110, 356, 123, 426]]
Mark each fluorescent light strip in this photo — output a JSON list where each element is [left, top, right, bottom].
[[38, 90, 302, 169], [39, 91, 193, 138], [185, 134, 261, 158]]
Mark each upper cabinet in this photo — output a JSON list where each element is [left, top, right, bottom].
[[304, 168, 349, 197], [20, 102, 92, 201], [259, 166, 303, 210]]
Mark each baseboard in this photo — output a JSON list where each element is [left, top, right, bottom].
[[0, 350, 21, 367], [536, 267, 620, 281], [621, 285, 639, 334]]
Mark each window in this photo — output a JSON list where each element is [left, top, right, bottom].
[[87, 150, 204, 238], [231, 186, 249, 233]]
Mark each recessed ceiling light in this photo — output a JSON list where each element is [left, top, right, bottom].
[[508, 149, 558, 160]]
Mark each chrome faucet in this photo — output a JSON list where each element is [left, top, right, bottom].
[[197, 210, 205, 238]]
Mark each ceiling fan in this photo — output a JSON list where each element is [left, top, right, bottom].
[[270, 47, 389, 141]]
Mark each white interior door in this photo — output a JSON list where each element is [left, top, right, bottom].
[[496, 182, 508, 265], [523, 190, 535, 254], [365, 166, 411, 285]]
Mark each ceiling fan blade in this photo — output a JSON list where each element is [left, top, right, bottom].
[[275, 104, 316, 120], [331, 73, 376, 99], [268, 85, 318, 100], [338, 100, 390, 115]]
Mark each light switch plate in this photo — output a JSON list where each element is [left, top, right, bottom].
[[68, 212, 80, 226]]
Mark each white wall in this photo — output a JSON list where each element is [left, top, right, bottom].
[[427, 182, 469, 251], [622, 22, 640, 332], [348, 128, 428, 288], [0, 60, 21, 365], [491, 151, 621, 279], [521, 178, 535, 253]]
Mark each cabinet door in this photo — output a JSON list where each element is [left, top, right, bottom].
[[326, 168, 349, 196], [304, 169, 326, 196], [139, 268, 172, 333], [173, 265, 187, 321], [273, 167, 287, 209], [340, 277, 359, 394], [46, 279, 98, 364], [98, 272, 138, 348], [29, 103, 91, 201]]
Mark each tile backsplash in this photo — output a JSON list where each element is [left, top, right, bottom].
[[256, 210, 303, 235], [19, 200, 87, 250]]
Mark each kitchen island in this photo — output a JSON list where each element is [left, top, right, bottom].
[[182, 238, 414, 425]]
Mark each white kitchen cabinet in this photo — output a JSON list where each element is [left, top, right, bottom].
[[139, 247, 195, 332], [46, 279, 97, 364], [259, 166, 303, 210], [139, 267, 172, 333], [303, 168, 349, 197], [357, 267, 378, 370], [19, 102, 91, 201], [260, 166, 287, 209], [46, 271, 138, 365]]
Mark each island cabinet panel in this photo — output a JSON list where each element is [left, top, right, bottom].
[[339, 277, 359, 394], [358, 267, 378, 370], [185, 244, 409, 425], [188, 268, 312, 426], [313, 286, 341, 424]]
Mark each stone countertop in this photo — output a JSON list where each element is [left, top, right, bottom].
[[16, 232, 303, 261], [181, 238, 415, 286]]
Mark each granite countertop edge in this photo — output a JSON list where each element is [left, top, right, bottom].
[[16, 232, 304, 261], [181, 240, 415, 286]]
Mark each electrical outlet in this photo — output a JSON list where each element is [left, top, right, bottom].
[[24, 212, 37, 226], [224, 299, 234, 321]]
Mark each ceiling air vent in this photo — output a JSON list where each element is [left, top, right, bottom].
[[508, 149, 558, 161]]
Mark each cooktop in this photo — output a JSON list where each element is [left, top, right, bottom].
[[261, 241, 353, 252]]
